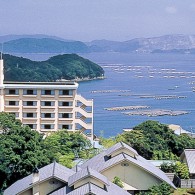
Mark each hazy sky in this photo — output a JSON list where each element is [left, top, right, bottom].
[[1, 0, 195, 41]]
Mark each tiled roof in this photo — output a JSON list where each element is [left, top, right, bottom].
[[50, 182, 131, 195], [182, 149, 195, 174], [68, 166, 109, 187], [4, 162, 75, 195]]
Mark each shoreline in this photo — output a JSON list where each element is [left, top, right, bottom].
[[72, 76, 105, 82], [56, 76, 105, 83]]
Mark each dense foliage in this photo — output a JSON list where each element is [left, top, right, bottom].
[[43, 131, 96, 168], [139, 182, 173, 195], [99, 120, 195, 161], [118, 120, 195, 160], [3, 53, 104, 81], [0, 113, 95, 193], [160, 162, 189, 179], [0, 113, 50, 193]]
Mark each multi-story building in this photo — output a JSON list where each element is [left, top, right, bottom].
[[0, 58, 94, 140]]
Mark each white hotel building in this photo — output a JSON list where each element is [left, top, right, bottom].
[[0, 58, 94, 140]]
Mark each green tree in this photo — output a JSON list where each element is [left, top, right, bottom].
[[160, 161, 189, 179], [43, 130, 93, 167], [0, 113, 50, 193], [139, 182, 173, 195], [118, 120, 195, 160], [99, 137, 117, 148], [160, 162, 175, 173], [174, 161, 189, 179], [113, 176, 124, 188], [117, 130, 152, 159]]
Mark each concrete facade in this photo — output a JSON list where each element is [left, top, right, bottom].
[[0, 59, 93, 139]]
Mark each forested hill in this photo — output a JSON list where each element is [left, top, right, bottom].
[[3, 54, 104, 82], [3, 38, 89, 53]]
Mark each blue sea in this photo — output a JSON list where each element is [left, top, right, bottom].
[[13, 52, 195, 137]]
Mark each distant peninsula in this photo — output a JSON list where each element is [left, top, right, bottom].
[[3, 53, 104, 82], [1, 34, 195, 54]]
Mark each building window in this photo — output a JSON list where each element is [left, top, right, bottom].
[[8, 101, 19, 106], [59, 101, 73, 107], [27, 90, 33, 95], [23, 101, 37, 106], [59, 113, 72, 118], [41, 124, 54, 129], [62, 125, 69, 129], [23, 89, 37, 95], [41, 90, 55, 95], [26, 101, 33, 106], [41, 101, 55, 106], [41, 113, 55, 118], [59, 90, 73, 96], [27, 113, 33, 118], [23, 113, 37, 118], [58, 124, 72, 130], [7, 89, 19, 95], [45, 101, 51, 106]]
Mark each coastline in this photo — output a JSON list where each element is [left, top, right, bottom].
[[74, 76, 105, 82], [57, 76, 105, 82]]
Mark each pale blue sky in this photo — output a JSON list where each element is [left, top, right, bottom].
[[0, 0, 195, 41]]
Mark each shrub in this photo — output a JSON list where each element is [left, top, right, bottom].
[[113, 176, 124, 188]]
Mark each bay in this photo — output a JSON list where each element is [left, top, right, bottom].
[[10, 52, 195, 137], [79, 53, 195, 137]]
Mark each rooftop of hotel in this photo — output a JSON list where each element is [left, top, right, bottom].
[[4, 81, 77, 85]]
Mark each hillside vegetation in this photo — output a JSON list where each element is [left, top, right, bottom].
[[100, 120, 195, 160], [0, 113, 94, 193], [3, 53, 104, 82]]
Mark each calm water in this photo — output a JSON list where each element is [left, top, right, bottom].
[[12, 52, 195, 137], [78, 53, 195, 137]]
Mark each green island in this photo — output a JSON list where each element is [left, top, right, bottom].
[[3, 53, 104, 82], [1, 114, 195, 194]]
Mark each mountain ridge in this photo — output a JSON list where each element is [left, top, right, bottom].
[[1, 34, 195, 54]]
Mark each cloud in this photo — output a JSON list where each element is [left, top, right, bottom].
[[165, 6, 177, 14]]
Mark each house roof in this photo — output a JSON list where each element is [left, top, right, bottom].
[[4, 161, 130, 195], [78, 142, 175, 189], [50, 182, 131, 195], [4, 142, 176, 195], [4, 162, 75, 195], [106, 141, 138, 157], [181, 149, 195, 174], [68, 166, 109, 187]]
